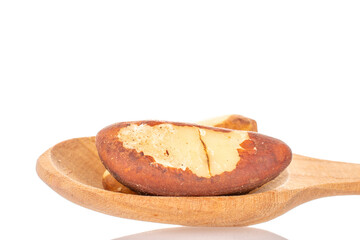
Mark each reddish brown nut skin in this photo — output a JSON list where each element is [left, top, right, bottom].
[[96, 121, 292, 196]]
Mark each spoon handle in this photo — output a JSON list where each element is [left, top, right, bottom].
[[296, 155, 360, 195], [325, 160, 360, 195]]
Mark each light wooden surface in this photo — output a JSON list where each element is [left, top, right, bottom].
[[36, 136, 360, 227]]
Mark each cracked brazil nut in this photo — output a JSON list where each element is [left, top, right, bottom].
[[96, 121, 292, 196], [101, 114, 258, 194]]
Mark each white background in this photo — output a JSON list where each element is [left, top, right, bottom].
[[1, 0, 359, 239]]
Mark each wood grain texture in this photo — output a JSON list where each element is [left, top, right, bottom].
[[36, 137, 360, 226]]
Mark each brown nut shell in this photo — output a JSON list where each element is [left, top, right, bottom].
[[96, 121, 292, 196]]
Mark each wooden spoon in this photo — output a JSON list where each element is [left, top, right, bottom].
[[36, 121, 360, 227]]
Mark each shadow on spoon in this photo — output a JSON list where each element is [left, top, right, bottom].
[[113, 226, 287, 240]]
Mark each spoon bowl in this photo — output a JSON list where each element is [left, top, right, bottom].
[[36, 136, 360, 226]]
